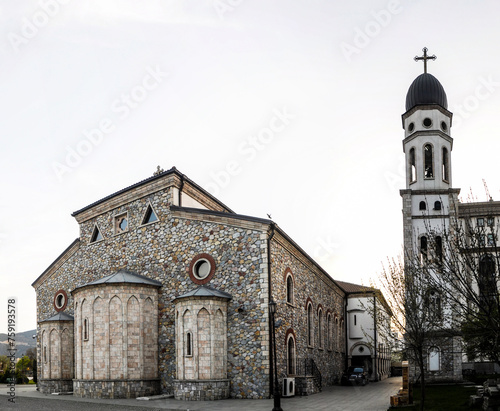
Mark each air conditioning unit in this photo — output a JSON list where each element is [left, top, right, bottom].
[[283, 377, 295, 397]]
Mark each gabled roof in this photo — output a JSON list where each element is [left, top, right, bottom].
[[72, 269, 162, 292], [173, 285, 232, 301], [39, 311, 74, 323], [71, 166, 234, 217]]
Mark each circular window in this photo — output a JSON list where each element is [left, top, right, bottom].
[[408, 122, 415, 132], [188, 253, 216, 285], [359, 346, 365, 353], [441, 121, 447, 131], [423, 118, 432, 128], [53, 289, 68, 312]]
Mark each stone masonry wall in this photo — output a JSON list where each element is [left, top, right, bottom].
[[271, 233, 346, 388], [34, 185, 271, 398]]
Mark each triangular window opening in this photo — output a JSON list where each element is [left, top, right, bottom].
[[90, 226, 103, 243], [142, 205, 158, 225]]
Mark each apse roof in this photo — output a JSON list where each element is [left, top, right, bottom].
[[40, 311, 74, 322], [405, 73, 448, 111], [173, 285, 233, 301], [73, 269, 162, 291]]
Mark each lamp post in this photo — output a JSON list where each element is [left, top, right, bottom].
[[269, 298, 282, 411]]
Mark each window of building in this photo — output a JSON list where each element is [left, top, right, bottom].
[[318, 308, 323, 349], [435, 236, 443, 263], [114, 212, 129, 234], [488, 234, 495, 247], [142, 204, 159, 225], [427, 290, 441, 320], [287, 334, 296, 375], [43, 346, 47, 363], [409, 148, 416, 183], [434, 201, 442, 211], [477, 218, 485, 227], [487, 217, 494, 227], [419, 201, 426, 211], [424, 144, 434, 178], [83, 318, 89, 341], [429, 347, 440, 371], [327, 314, 332, 351], [53, 290, 68, 312], [286, 273, 294, 305], [188, 253, 216, 285], [479, 235, 486, 247], [186, 332, 193, 356], [307, 302, 313, 347], [90, 225, 103, 243], [420, 236, 428, 262], [479, 255, 496, 304], [442, 147, 449, 182]]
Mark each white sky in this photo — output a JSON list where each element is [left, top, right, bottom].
[[2, 0, 500, 333]]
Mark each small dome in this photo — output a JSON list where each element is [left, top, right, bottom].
[[405, 73, 448, 111]]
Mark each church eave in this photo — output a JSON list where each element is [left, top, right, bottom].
[[401, 104, 453, 127], [402, 130, 453, 152]]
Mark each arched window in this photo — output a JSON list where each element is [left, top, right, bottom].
[[419, 201, 426, 211], [335, 317, 339, 349], [327, 314, 332, 351], [409, 148, 417, 183], [426, 289, 441, 319], [479, 255, 496, 304], [442, 147, 449, 182], [429, 347, 440, 371], [318, 308, 323, 349], [435, 236, 443, 263], [424, 144, 434, 178], [434, 201, 442, 211], [420, 236, 428, 262], [83, 318, 89, 341], [286, 274, 294, 305], [287, 334, 296, 375], [186, 332, 193, 356], [307, 302, 313, 347]]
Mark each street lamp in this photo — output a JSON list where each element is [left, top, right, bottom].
[[269, 298, 282, 411]]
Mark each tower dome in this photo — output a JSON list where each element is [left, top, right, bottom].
[[405, 73, 448, 111]]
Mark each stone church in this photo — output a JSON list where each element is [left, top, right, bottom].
[[400, 48, 500, 382], [33, 166, 362, 399]]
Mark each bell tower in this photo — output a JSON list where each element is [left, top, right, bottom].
[[400, 48, 462, 382]]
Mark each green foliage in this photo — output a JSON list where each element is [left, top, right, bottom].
[[15, 355, 31, 373]]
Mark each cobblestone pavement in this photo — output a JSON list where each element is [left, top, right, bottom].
[[0, 377, 401, 411]]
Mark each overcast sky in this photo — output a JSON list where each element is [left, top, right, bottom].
[[2, 0, 500, 333]]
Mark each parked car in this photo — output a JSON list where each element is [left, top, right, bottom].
[[341, 366, 369, 386]]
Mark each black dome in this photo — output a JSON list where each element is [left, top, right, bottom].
[[405, 73, 448, 111]]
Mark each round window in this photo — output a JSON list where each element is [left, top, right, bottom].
[[423, 118, 432, 128], [359, 346, 365, 353], [408, 122, 415, 132], [441, 121, 447, 131], [188, 253, 216, 284], [53, 290, 68, 312]]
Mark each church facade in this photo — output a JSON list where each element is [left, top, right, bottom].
[[32, 167, 353, 399]]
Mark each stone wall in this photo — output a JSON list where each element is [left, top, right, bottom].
[[73, 379, 160, 399], [34, 183, 271, 398], [270, 232, 346, 387], [173, 379, 230, 400], [38, 379, 73, 394], [39, 320, 73, 383]]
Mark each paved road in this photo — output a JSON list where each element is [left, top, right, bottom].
[[0, 377, 401, 411]]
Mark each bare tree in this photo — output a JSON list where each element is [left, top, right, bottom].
[[371, 255, 450, 411]]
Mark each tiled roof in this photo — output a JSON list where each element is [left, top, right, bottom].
[[73, 269, 162, 291], [40, 311, 74, 322], [335, 280, 376, 294], [173, 285, 232, 301]]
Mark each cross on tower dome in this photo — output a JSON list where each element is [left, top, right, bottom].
[[414, 47, 436, 73]]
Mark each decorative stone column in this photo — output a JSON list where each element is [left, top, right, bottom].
[[173, 285, 232, 400]]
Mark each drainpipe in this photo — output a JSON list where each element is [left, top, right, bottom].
[[178, 174, 184, 206], [267, 223, 276, 398], [373, 295, 378, 382]]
